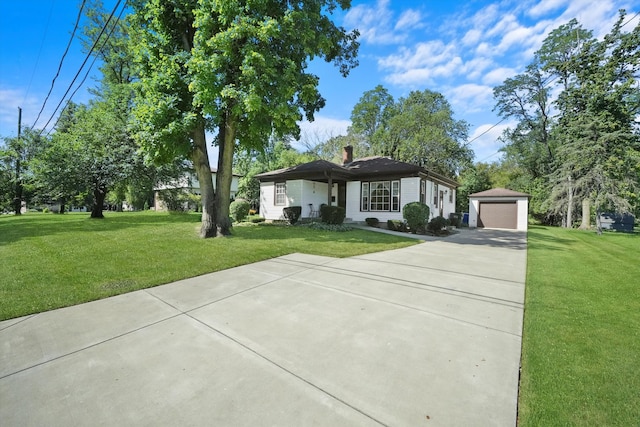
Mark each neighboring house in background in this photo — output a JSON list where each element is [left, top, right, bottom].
[[255, 146, 458, 223], [154, 168, 241, 211]]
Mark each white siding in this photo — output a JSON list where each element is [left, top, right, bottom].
[[260, 180, 333, 220], [346, 177, 420, 223], [346, 177, 457, 223]]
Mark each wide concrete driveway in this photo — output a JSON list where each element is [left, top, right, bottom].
[[1, 228, 527, 426]]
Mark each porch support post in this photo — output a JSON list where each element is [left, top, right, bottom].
[[325, 170, 333, 206]]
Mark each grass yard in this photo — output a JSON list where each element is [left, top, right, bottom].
[[0, 211, 418, 320], [519, 225, 639, 426]]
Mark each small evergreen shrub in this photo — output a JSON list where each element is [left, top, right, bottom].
[[320, 205, 346, 225], [230, 199, 251, 222], [42, 207, 50, 214], [403, 202, 430, 233], [282, 206, 302, 225], [387, 219, 407, 232], [427, 216, 448, 235], [365, 217, 379, 227]]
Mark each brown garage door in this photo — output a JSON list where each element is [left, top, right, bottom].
[[478, 201, 517, 229]]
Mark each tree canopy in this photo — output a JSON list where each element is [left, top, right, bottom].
[[493, 11, 640, 230], [129, 0, 359, 236]]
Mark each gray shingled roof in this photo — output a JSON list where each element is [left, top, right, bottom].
[[469, 188, 530, 198], [256, 156, 458, 187]]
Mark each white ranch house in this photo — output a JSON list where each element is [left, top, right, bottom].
[[256, 146, 458, 223]]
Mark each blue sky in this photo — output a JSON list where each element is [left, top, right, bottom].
[[1, 0, 639, 165]]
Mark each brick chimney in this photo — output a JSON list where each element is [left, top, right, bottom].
[[342, 145, 353, 165]]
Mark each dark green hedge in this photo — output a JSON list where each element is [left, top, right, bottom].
[[320, 205, 346, 225]]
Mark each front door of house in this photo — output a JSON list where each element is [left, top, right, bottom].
[[338, 182, 346, 209]]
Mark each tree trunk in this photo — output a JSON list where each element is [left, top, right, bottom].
[[579, 198, 591, 230], [191, 121, 216, 238], [91, 187, 106, 219], [214, 113, 236, 237], [60, 198, 66, 215], [595, 208, 602, 235], [566, 178, 573, 228]]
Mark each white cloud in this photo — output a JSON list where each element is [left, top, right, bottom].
[[447, 84, 494, 114], [0, 87, 41, 138], [527, 0, 569, 18], [378, 40, 457, 75], [344, 0, 408, 45], [482, 67, 518, 86], [468, 122, 515, 163], [295, 115, 351, 150], [395, 9, 423, 31]]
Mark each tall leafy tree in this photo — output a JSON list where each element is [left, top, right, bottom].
[[384, 90, 471, 176], [129, 0, 358, 237], [349, 84, 395, 153], [129, 0, 216, 236], [551, 12, 640, 233]]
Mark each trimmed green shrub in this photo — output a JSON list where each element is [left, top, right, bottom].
[[387, 219, 407, 232], [282, 206, 302, 225], [402, 202, 430, 233], [320, 205, 346, 225], [301, 222, 353, 232], [365, 217, 379, 227], [230, 199, 251, 222], [427, 216, 448, 235]]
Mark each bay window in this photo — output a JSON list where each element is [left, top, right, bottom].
[[361, 180, 400, 212]]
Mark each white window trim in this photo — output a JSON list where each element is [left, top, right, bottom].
[[275, 182, 286, 206]]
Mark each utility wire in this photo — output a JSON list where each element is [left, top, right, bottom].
[[38, 0, 124, 135], [23, 0, 56, 106], [32, 0, 87, 129], [47, 1, 128, 136], [466, 9, 639, 163]]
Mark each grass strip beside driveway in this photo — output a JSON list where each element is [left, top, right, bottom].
[[0, 212, 418, 320], [519, 225, 639, 426]]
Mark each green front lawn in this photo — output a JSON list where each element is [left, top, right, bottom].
[[0, 211, 417, 320], [519, 226, 639, 426]]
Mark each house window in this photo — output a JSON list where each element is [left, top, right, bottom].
[[391, 181, 400, 211], [420, 180, 426, 204], [361, 182, 369, 211], [361, 180, 400, 212], [275, 182, 286, 206], [433, 184, 438, 205], [449, 188, 454, 203]]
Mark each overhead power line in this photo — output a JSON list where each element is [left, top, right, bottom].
[[31, 0, 87, 129], [47, 2, 128, 136], [38, 0, 125, 135], [467, 8, 640, 163]]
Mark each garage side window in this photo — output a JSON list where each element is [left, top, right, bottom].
[[275, 182, 286, 206]]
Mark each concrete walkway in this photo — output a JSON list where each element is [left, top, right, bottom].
[[1, 228, 527, 426]]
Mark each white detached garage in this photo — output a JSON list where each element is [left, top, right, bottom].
[[469, 188, 530, 231]]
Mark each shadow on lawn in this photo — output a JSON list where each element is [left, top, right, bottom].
[[0, 212, 200, 246]]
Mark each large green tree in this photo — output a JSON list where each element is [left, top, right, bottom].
[[130, 0, 359, 237], [550, 12, 640, 233], [316, 86, 470, 177], [383, 90, 471, 176]]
